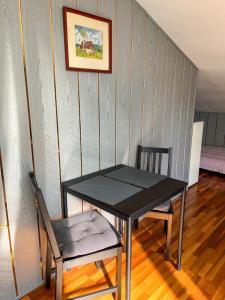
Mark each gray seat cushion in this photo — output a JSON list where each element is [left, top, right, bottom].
[[152, 200, 171, 212], [52, 210, 120, 259]]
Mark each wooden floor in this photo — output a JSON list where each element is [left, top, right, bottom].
[[23, 171, 225, 300]]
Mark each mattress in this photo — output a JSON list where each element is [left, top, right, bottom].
[[200, 146, 225, 174]]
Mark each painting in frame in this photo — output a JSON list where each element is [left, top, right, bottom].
[[63, 7, 112, 73]]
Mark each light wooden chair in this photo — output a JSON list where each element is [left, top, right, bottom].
[[29, 172, 122, 300], [135, 145, 173, 260]]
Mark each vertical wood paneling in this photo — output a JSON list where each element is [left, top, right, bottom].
[[129, 3, 146, 166], [176, 60, 192, 179], [116, 0, 132, 164], [0, 165, 7, 226], [162, 41, 177, 148], [0, 151, 17, 297], [153, 31, 168, 147], [195, 111, 225, 147], [0, 0, 42, 295], [194, 111, 200, 121], [215, 113, 225, 146], [171, 53, 185, 178], [161, 41, 177, 175], [183, 67, 198, 181], [0, 0, 199, 296], [52, 0, 81, 181], [78, 73, 99, 174], [98, 0, 117, 225], [21, 0, 61, 218], [142, 19, 157, 147], [98, 0, 116, 169], [170, 52, 185, 178], [199, 112, 209, 145], [205, 113, 217, 145], [0, 228, 17, 300], [52, 0, 83, 217], [77, 0, 99, 175], [76, 0, 99, 213]]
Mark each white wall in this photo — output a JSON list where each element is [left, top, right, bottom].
[[189, 122, 203, 186]]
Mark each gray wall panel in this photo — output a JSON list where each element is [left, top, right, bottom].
[[142, 19, 157, 147], [0, 0, 198, 296], [170, 52, 185, 178], [98, 0, 117, 223], [205, 113, 217, 146], [161, 41, 177, 175], [0, 164, 7, 226], [153, 31, 168, 147], [52, 0, 81, 181], [116, 0, 132, 164], [199, 112, 209, 145], [79, 72, 99, 175], [98, 0, 116, 169], [176, 61, 192, 179], [0, 0, 42, 295], [129, 2, 146, 166], [22, 0, 61, 218], [215, 113, 225, 147], [0, 228, 16, 300], [194, 111, 200, 121], [196, 111, 225, 147], [77, 0, 99, 175], [183, 67, 198, 181], [162, 41, 177, 148]]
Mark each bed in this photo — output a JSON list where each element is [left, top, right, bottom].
[[200, 146, 225, 174]]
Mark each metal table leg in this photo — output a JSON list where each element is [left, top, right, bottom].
[[118, 219, 123, 236], [62, 186, 68, 218], [126, 218, 132, 300], [177, 187, 187, 270]]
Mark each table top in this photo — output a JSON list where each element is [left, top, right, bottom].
[[62, 165, 187, 221]]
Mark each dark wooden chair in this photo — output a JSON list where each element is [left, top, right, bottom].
[[135, 145, 173, 260], [29, 172, 122, 300]]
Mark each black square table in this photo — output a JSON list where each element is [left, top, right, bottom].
[[62, 164, 187, 300]]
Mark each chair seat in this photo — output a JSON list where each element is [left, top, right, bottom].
[[52, 210, 121, 259], [151, 200, 171, 212]]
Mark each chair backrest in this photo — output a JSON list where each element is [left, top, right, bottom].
[[29, 172, 61, 259], [136, 145, 173, 176]]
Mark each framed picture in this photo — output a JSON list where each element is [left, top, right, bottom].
[[63, 7, 112, 73]]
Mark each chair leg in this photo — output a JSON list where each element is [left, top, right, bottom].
[[115, 217, 118, 232], [95, 260, 103, 269], [133, 219, 139, 230], [123, 222, 127, 252], [165, 215, 173, 260], [45, 241, 52, 289], [55, 259, 63, 300], [118, 219, 123, 236], [116, 248, 122, 300], [164, 220, 168, 234]]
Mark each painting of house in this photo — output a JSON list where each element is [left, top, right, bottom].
[[80, 40, 95, 54], [75, 25, 103, 59]]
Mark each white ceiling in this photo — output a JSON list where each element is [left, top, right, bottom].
[[137, 0, 225, 112]]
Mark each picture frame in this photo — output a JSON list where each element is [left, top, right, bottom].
[[63, 7, 112, 73]]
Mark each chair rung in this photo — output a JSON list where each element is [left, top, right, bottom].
[[148, 211, 171, 220], [68, 286, 118, 300], [63, 247, 119, 269]]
